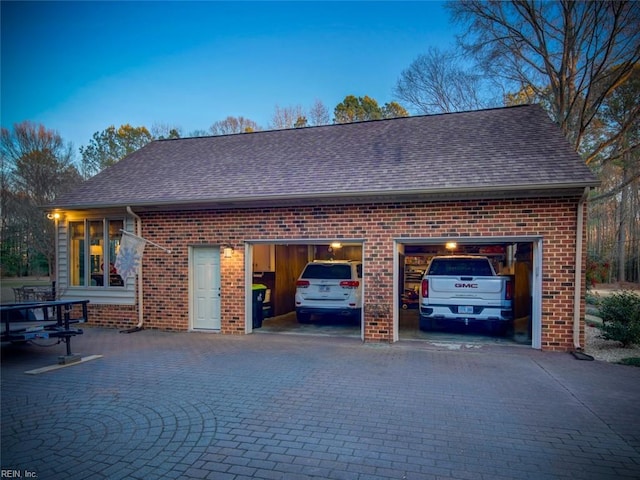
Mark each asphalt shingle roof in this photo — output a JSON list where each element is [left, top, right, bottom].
[[52, 104, 599, 210]]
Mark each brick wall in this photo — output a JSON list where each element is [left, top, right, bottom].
[[86, 195, 585, 351]]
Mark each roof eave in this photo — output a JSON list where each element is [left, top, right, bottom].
[[48, 181, 600, 213]]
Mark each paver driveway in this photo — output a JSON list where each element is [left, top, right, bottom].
[[2, 327, 639, 479]]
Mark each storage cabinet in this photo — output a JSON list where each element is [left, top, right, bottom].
[[253, 244, 275, 272]]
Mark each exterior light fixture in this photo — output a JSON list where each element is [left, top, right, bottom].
[[445, 241, 457, 251], [47, 212, 61, 220], [330, 242, 342, 249], [223, 246, 234, 258]]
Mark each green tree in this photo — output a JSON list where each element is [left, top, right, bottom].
[[334, 95, 409, 124], [1, 122, 81, 276], [382, 101, 410, 119], [79, 124, 153, 178]]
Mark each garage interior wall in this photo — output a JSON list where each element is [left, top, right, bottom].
[[84, 196, 584, 351]]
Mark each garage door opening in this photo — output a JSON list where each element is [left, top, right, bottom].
[[247, 241, 364, 338], [396, 238, 541, 348]]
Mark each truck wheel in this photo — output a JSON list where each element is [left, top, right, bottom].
[[297, 312, 311, 323]]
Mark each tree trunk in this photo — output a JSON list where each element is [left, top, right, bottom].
[[617, 171, 628, 283]]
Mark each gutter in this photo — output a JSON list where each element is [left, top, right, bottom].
[[48, 182, 600, 211], [127, 206, 144, 331], [572, 187, 593, 359]]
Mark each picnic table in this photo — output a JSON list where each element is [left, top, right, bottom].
[[1, 299, 89, 361]]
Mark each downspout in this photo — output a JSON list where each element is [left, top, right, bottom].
[[127, 206, 144, 330], [573, 187, 590, 352]]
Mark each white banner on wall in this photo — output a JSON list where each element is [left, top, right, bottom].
[[114, 231, 147, 280]]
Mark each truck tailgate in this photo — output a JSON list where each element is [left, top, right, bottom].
[[429, 277, 506, 301]]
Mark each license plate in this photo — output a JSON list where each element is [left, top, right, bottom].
[[458, 306, 474, 314], [319, 286, 330, 292]]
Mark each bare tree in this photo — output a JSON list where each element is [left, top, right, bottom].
[[590, 65, 640, 282], [270, 105, 306, 130], [187, 129, 210, 138], [448, 0, 640, 284], [1, 122, 81, 276], [394, 47, 495, 114], [308, 99, 330, 126], [151, 122, 182, 140], [209, 116, 260, 135], [449, 0, 640, 165]]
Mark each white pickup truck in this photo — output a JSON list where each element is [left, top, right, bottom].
[[419, 255, 513, 334]]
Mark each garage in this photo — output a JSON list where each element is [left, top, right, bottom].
[[247, 241, 364, 338], [396, 238, 541, 348], [250, 237, 541, 348], [49, 105, 599, 351]]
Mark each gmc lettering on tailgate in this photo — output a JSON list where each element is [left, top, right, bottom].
[[455, 283, 478, 288]]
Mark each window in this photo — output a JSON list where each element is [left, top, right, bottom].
[[301, 264, 352, 279], [69, 219, 124, 287], [427, 258, 493, 277]]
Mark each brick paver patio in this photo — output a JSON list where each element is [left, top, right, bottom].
[[2, 327, 639, 479]]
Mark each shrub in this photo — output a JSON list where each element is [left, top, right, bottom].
[[585, 291, 601, 306], [597, 290, 640, 347], [586, 256, 610, 286]]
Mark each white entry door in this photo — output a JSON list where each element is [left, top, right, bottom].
[[191, 247, 221, 330]]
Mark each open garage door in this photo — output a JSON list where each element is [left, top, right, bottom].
[[395, 237, 542, 348], [246, 241, 365, 339]]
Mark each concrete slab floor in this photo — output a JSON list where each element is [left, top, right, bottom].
[[258, 310, 529, 347]]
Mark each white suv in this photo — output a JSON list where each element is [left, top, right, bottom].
[[295, 260, 363, 323]]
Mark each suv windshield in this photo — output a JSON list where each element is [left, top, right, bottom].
[[301, 264, 352, 279]]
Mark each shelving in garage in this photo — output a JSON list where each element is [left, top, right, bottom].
[[402, 255, 430, 309]]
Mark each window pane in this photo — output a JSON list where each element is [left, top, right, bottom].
[[89, 220, 104, 286], [107, 220, 124, 286], [69, 221, 85, 286]]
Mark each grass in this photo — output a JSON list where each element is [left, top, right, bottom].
[[1, 277, 51, 288], [617, 357, 640, 367]]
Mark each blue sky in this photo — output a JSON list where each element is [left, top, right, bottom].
[[1, 1, 457, 155]]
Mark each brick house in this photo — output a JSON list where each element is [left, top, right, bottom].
[[49, 105, 598, 351]]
